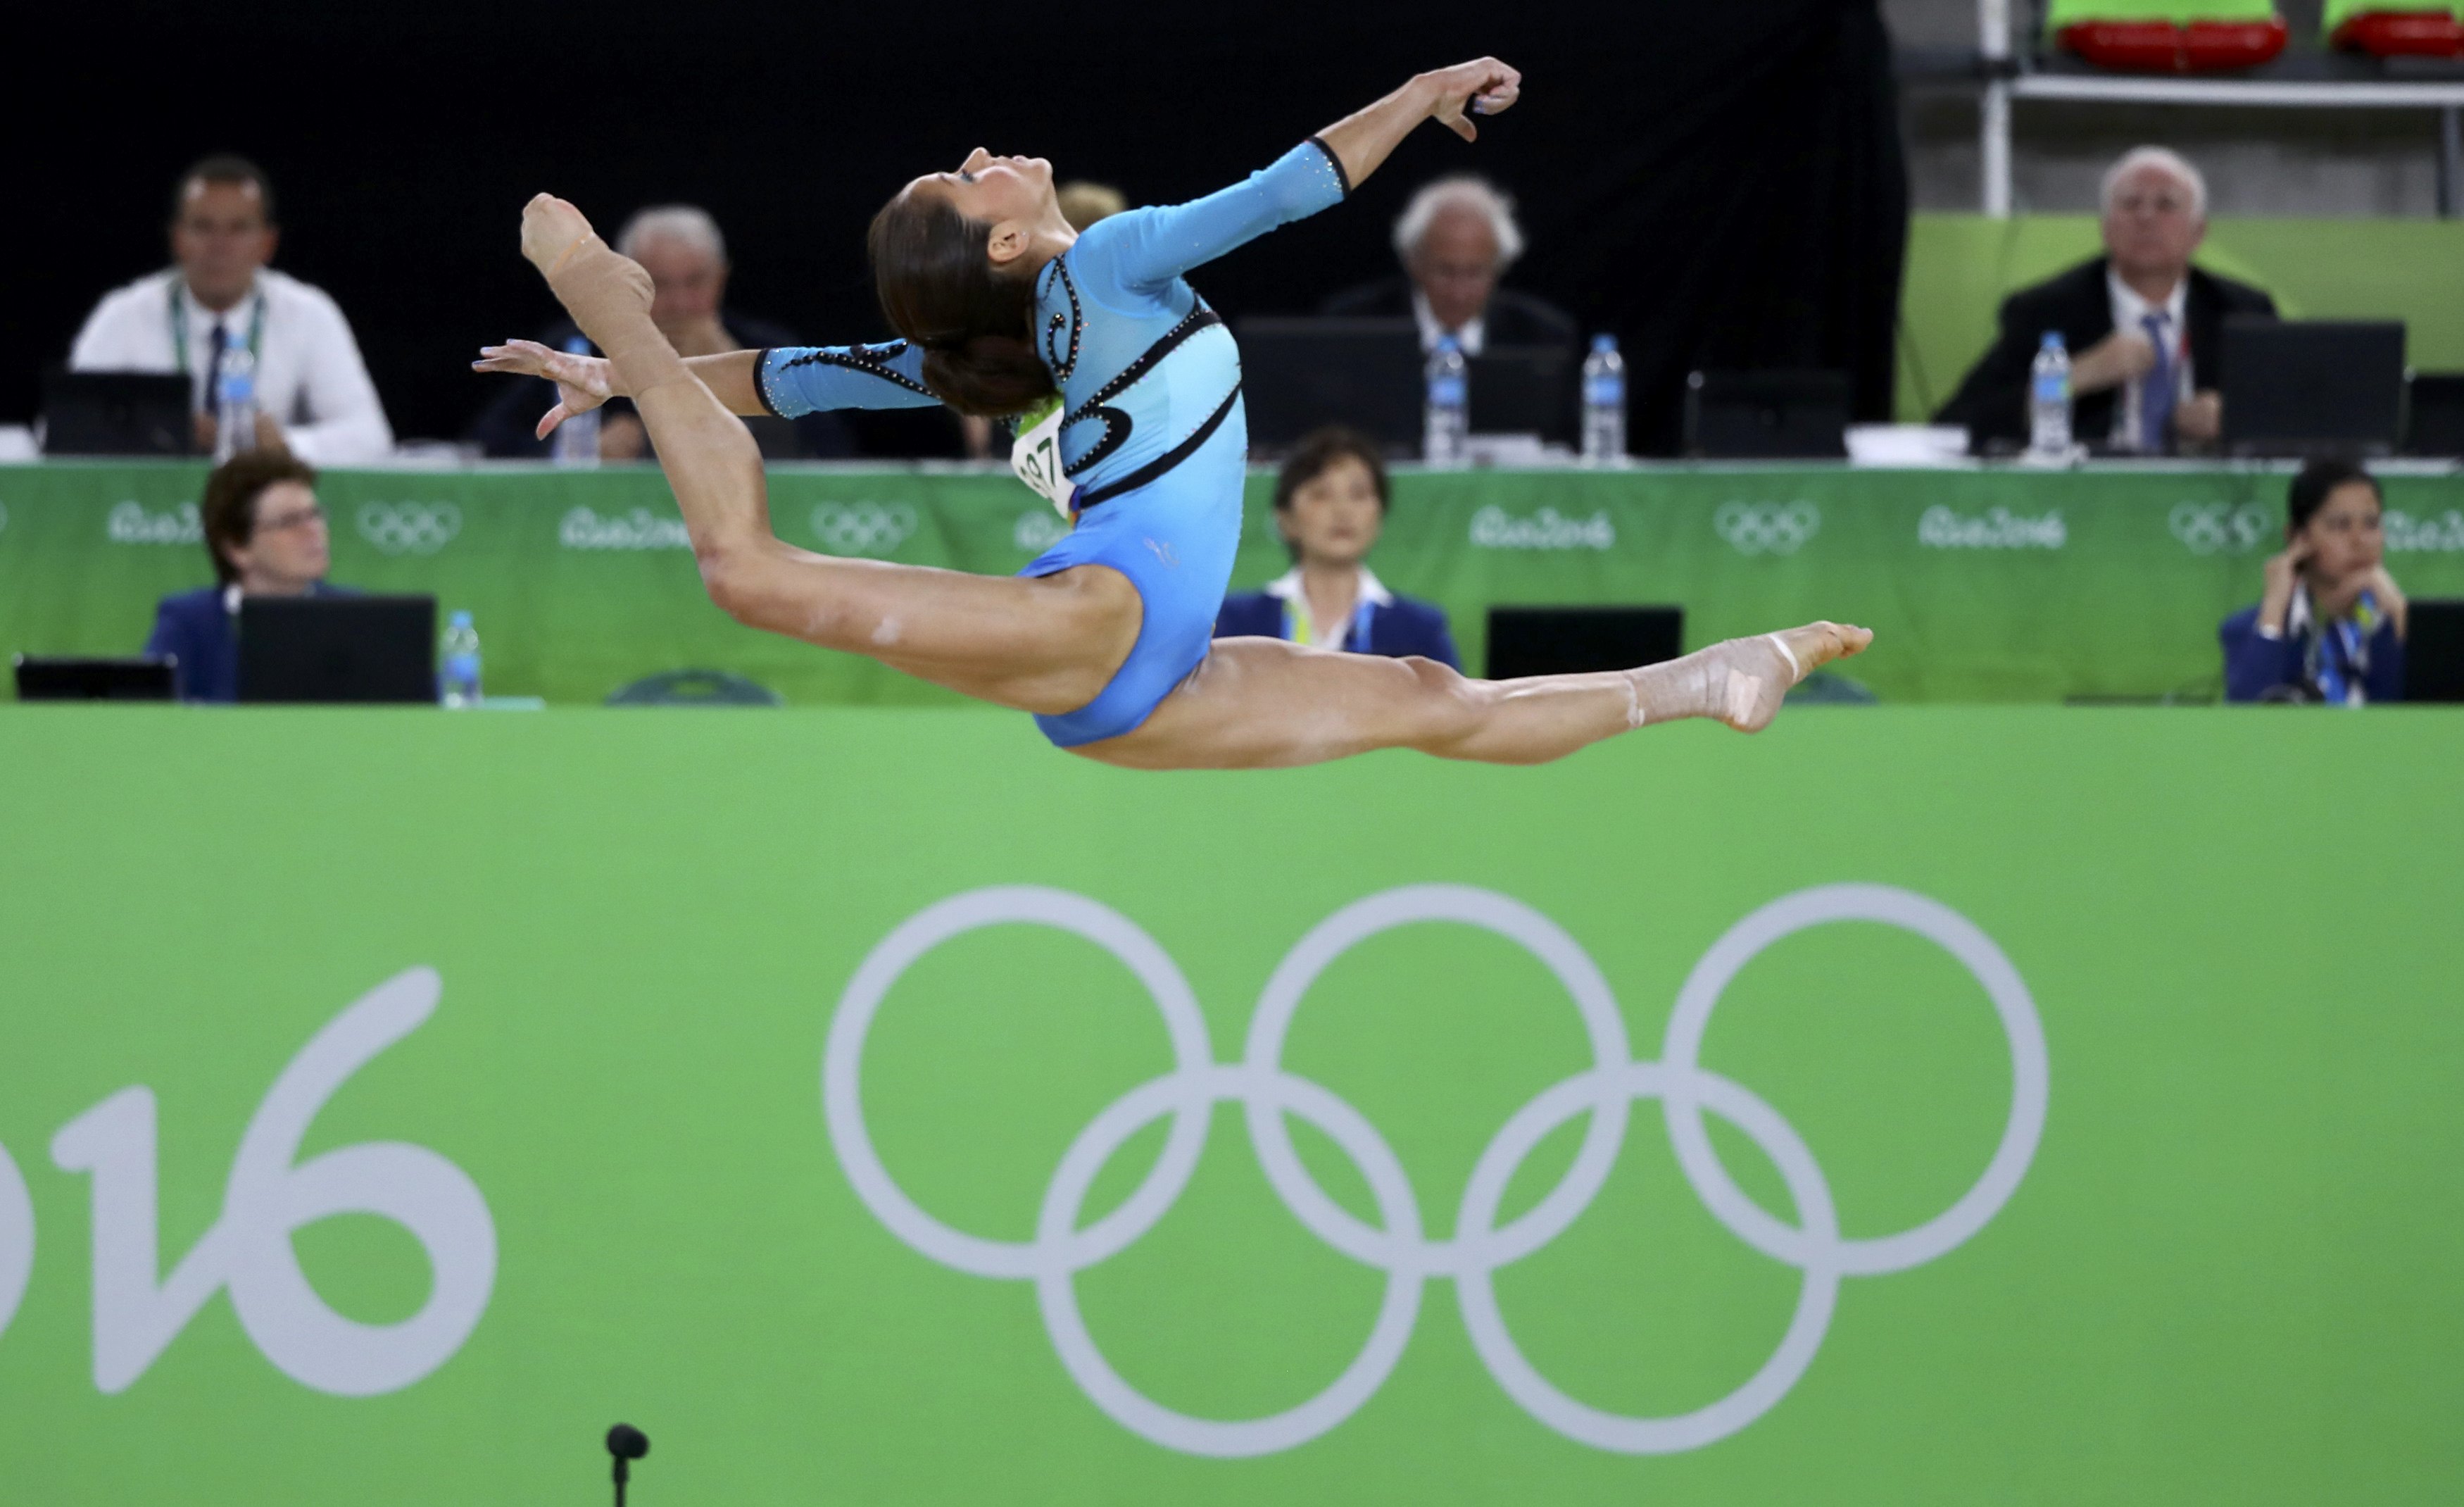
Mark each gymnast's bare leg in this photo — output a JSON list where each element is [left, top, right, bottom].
[[507, 194, 1871, 769], [1081, 623, 1871, 770]]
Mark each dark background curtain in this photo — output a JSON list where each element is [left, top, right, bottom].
[[1, 0, 1905, 454]]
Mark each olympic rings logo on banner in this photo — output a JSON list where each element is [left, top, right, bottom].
[[810, 501, 919, 557], [2167, 501, 2270, 556], [1714, 501, 1821, 556], [356, 502, 462, 556], [824, 883, 2048, 1458]]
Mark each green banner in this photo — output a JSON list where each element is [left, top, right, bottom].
[[0, 707, 2457, 1504], [5, 461, 2464, 705]]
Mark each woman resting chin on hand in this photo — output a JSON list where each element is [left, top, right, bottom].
[[2221, 458, 2408, 704]]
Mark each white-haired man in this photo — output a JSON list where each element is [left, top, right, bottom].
[[1320, 175, 1576, 354], [469, 204, 852, 460], [1940, 146, 2276, 453]]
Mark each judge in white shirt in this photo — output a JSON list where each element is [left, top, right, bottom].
[[1319, 175, 1577, 357], [68, 156, 393, 465]]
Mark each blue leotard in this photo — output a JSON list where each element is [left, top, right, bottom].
[[753, 139, 1350, 746]]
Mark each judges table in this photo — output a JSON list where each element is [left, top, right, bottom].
[[4, 459, 2461, 704]]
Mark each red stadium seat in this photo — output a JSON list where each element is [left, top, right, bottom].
[[2329, 8, 2464, 57], [2051, 0, 2291, 71]]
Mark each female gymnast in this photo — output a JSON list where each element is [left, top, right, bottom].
[[476, 58, 1870, 768]]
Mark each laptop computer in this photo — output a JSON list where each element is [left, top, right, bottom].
[[12, 655, 179, 701], [2220, 318, 2406, 458], [237, 595, 437, 704], [1683, 370, 1851, 458], [41, 368, 194, 456], [1468, 344, 1579, 447], [1486, 606, 1684, 680], [1235, 317, 1423, 455], [2404, 372, 2464, 458], [2403, 599, 2464, 704]]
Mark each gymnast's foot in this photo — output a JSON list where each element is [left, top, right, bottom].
[[1630, 621, 1872, 733], [517, 194, 654, 355]]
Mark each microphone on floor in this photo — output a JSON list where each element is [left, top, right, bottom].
[[606, 1422, 650, 1507]]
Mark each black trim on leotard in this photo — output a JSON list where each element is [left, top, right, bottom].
[[1060, 304, 1225, 480], [1304, 136, 1352, 199], [777, 340, 938, 401], [1074, 382, 1243, 511], [748, 349, 783, 417]]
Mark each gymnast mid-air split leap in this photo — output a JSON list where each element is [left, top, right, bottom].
[[477, 58, 1870, 768]]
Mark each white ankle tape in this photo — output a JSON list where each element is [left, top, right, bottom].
[[1766, 632, 1802, 682]]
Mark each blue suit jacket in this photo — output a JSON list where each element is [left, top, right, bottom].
[[2219, 603, 2404, 704], [1214, 589, 1461, 670], [144, 583, 353, 703]]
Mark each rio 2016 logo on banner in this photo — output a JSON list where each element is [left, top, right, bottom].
[[1469, 506, 1615, 551], [106, 501, 202, 546], [560, 506, 691, 551], [2386, 508, 2464, 553], [357, 502, 462, 556], [0, 970, 496, 1396], [824, 883, 2048, 1458]]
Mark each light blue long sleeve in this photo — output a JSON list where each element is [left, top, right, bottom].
[[756, 340, 944, 417], [1069, 139, 1351, 299]]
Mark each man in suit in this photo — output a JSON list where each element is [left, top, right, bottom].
[[1319, 175, 1577, 355], [144, 451, 351, 701], [1216, 427, 1459, 667], [1938, 147, 2277, 453]]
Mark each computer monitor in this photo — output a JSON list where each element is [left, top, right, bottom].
[[2220, 318, 2406, 458], [41, 368, 194, 456], [1683, 370, 1851, 458], [2404, 373, 2464, 458], [2403, 599, 2464, 704], [237, 595, 437, 704], [12, 655, 179, 701], [1234, 317, 1423, 455], [1485, 606, 1684, 680], [1468, 344, 1580, 447]]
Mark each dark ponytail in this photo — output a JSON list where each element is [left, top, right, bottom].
[[867, 188, 1057, 418]]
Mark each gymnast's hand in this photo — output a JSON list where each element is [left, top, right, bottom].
[[1423, 57, 1521, 142], [471, 339, 615, 440]]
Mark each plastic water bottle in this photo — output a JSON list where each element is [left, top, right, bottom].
[[551, 334, 601, 465], [1580, 334, 1626, 464], [440, 611, 483, 709], [1423, 335, 1469, 465], [214, 347, 258, 461], [2028, 332, 2073, 458]]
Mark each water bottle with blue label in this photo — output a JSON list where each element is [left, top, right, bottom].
[[440, 611, 483, 709], [552, 334, 601, 466], [2028, 331, 2073, 458], [214, 347, 259, 461], [1580, 334, 1626, 464], [1423, 335, 1468, 465]]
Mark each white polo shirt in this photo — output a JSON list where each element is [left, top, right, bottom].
[[68, 267, 394, 465]]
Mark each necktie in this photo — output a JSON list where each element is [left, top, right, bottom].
[[202, 321, 230, 415], [2139, 311, 2175, 453]]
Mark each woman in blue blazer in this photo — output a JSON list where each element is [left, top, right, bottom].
[[1214, 426, 1459, 668], [2219, 458, 2408, 704]]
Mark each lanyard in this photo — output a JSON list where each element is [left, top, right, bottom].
[[1283, 593, 1376, 653], [169, 280, 267, 375]]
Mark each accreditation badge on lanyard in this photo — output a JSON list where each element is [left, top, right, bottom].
[[1010, 396, 1079, 518]]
